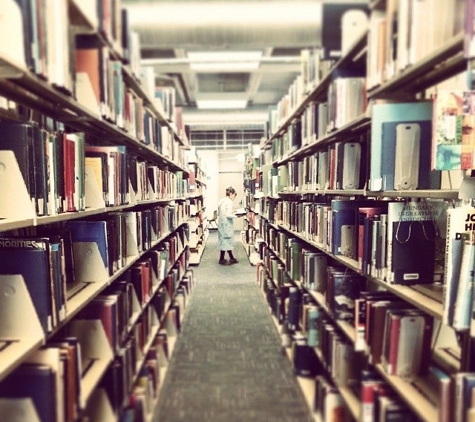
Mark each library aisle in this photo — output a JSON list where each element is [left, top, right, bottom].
[[153, 231, 313, 422]]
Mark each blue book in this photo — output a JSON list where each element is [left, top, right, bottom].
[[66, 220, 109, 270], [370, 101, 433, 191], [0, 363, 56, 421], [0, 238, 53, 333]]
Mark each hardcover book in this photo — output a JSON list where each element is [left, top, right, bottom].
[[0, 237, 55, 333], [66, 219, 110, 273], [443, 206, 475, 328], [0, 363, 56, 422], [386, 200, 442, 285]]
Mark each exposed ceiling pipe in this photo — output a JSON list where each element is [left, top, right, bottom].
[[141, 56, 302, 66], [123, 0, 322, 49]]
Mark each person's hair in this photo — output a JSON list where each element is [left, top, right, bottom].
[[226, 186, 236, 196]]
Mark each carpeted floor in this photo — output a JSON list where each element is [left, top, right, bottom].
[[153, 231, 314, 422]]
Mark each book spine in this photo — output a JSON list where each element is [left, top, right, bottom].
[[454, 233, 475, 330]]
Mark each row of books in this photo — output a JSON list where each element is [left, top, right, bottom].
[[259, 244, 463, 422], [128, 159, 188, 204], [0, 267, 194, 422], [258, 260, 425, 421], [9, 1, 137, 92], [266, 2, 368, 137], [0, 215, 189, 334], [0, 122, 85, 216], [260, 197, 448, 285], [0, 121, 190, 218], [267, 99, 445, 193], [262, 197, 475, 336], [4, 2, 187, 158], [75, 43, 183, 162], [366, 0, 464, 90], [355, 291, 433, 375], [269, 76, 366, 157], [113, 271, 194, 421], [268, 79, 305, 137], [262, 137, 368, 195], [258, 212, 475, 421], [259, 240, 365, 327], [359, 370, 422, 422], [264, 83, 475, 193], [96, 269, 194, 420], [300, 48, 332, 100]]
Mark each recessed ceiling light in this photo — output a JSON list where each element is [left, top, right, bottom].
[[188, 51, 262, 72]]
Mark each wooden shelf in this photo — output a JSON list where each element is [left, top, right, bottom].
[[270, 221, 445, 320], [189, 231, 209, 265], [69, 0, 97, 34], [368, 32, 465, 98], [277, 188, 459, 200], [375, 364, 438, 422], [276, 114, 371, 165], [0, 54, 187, 173]]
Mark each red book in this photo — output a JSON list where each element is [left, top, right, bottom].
[[360, 379, 387, 422], [63, 134, 76, 212], [386, 311, 402, 375]]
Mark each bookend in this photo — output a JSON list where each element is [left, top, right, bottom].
[[459, 174, 475, 199], [0, 1, 27, 76], [156, 330, 170, 368], [83, 387, 115, 422], [164, 308, 179, 338], [69, 319, 114, 408], [149, 255, 161, 287], [0, 398, 41, 422], [84, 165, 106, 209], [72, 242, 109, 284], [142, 308, 161, 358], [0, 151, 35, 223], [65, 242, 110, 317], [162, 289, 173, 321], [129, 286, 142, 327], [127, 179, 137, 206], [126, 222, 140, 257], [75, 73, 101, 117], [0, 275, 44, 376], [148, 178, 155, 201]]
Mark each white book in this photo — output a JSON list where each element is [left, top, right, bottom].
[[396, 0, 410, 71]]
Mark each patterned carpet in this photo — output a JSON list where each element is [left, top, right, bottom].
[[153, 231, 314, 422]]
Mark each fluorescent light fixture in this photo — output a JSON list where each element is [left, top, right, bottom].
[[196, 100, 248, 110], [191, 62, 260, 72], [188, 51, 262, 72]]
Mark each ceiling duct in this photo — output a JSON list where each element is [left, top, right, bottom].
[[123, 1, 322, 50]]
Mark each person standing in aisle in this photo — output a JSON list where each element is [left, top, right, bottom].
[[217, 186, 239, 265]]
